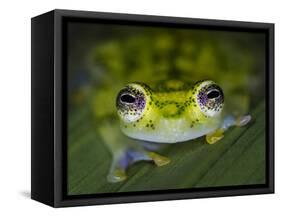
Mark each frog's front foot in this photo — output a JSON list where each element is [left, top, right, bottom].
[[107, 149, 170, 183], [206, 115, 252, 145], [147, 152, 171, 166], [206, 129, 224, 144]]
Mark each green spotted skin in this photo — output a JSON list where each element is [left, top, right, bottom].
[[117, 80, 224, 143]]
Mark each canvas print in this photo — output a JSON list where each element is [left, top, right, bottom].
[[66, 21, 266, 195]]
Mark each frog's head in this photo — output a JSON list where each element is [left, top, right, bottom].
[[194, 80, 224, 117], [116, 80, 224, 143], [116, 83, 151, 123]]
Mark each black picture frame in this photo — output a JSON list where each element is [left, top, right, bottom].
[[31, 9, 274, 207]]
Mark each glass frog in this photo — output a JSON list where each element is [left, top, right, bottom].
[[98, 79, 251, 183]]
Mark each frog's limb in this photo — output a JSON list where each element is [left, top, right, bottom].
[[107, 154, 127, 183], [221, 115, 251, 130], [206, 115, 251, 144], [99, 118, 170, 183], [147, 152, 171, 166], [107, 148, 170, 182], [107, 149, 151, 183], [108, 169, 127, 183], [235, 115, 252, 127], [107, 148, 170, 183], [206, 129, 225, 144]]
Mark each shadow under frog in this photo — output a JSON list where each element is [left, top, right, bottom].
[[98, 80, 251, 183]]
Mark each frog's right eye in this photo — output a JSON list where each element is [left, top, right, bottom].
[[116, 84, 147, 122], [120, 94, 136, 104]]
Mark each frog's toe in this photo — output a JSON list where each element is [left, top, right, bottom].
[[206, 129, 224, 144], [236, 115, 251, 127], [148, 152, 171, 166], [107, 168, 127, 183]]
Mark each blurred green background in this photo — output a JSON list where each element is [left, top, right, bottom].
[[67, 22, 266, 195]]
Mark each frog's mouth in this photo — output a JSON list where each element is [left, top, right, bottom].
[[121, 118, 220, 144]]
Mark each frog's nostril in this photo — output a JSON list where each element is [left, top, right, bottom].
[[120, 94, 136, 103]]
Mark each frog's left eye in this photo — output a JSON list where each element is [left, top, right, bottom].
[[116, 84, 147, 122], [196, 81, 224, 117], [207, 89, 220, 99]]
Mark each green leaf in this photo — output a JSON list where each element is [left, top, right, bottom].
[[67, 101, 265, 195]]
